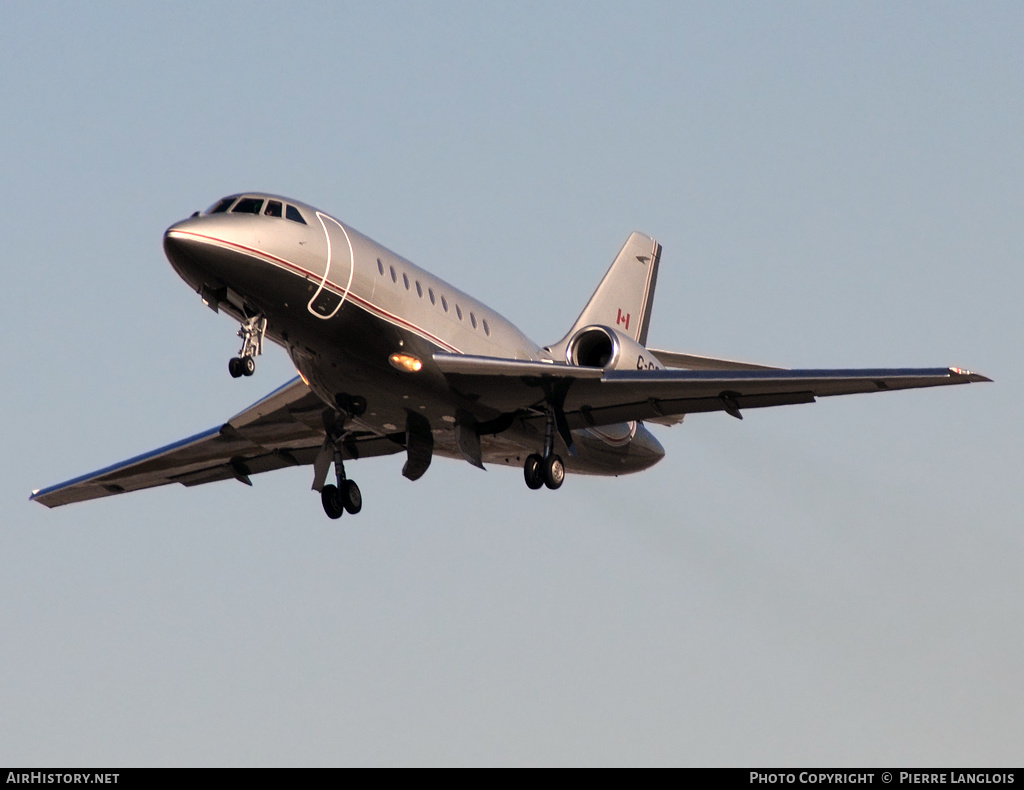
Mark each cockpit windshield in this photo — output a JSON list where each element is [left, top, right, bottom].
[[231, 197, 264, 214], [203, 195, 307, 225], [206, 196, 237, 214]]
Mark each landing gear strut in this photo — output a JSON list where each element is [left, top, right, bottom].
[[523, 406, 565, 491], [229, 314, 267, 378]]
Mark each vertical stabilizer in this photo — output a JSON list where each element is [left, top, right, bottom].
[[565, 232, 661, 345]]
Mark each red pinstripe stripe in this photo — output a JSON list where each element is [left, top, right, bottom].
[[169, 230, 461, 353]]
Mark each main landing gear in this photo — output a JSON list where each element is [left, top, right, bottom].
[[524, 452, 564, 490], [228, 314, 267, 378], [321, 478, 362, 520], [320, 446, 362, 520], [523, 405, 565, 491], [316, 413, 364, 520]]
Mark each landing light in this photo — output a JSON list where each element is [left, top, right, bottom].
[[390, 353, 423, 373]]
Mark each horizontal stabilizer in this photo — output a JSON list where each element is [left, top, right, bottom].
[[647, 349, 782, 371]]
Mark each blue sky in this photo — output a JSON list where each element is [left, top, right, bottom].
[[2, 2, 1021, 766]]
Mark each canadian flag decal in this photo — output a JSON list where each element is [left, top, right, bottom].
[[616, 309, 631, 331]]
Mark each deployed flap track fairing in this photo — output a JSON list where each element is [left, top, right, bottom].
[[31, 193, 990, 518]]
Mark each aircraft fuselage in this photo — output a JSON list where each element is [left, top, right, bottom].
[[163, 193, 666, 477]]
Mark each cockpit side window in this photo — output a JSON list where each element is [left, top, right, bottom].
[[232, 197, 264, 214], [264, 200, 283, 218], [207, 197, 237, 214], [285, 205, 307, 225]]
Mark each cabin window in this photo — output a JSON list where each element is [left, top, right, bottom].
[[285, 205, 307, 224], [441, 295, 449, 312], [232, 197, 264, 214], [264, 200, 283, 218], [403, 273, 410, 290], [416, 281, 423, 298], [456, 305, 463, 321], [428, 288, 436, 305], [207, 197, 236, 214], [377, 258, 384, 276], [482, 319, 490, 336], [390, 265, 397, 283], [470, 312, 477, 329]]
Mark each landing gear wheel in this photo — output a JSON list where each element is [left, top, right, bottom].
[[340, 479, 362, 515], [228, 357, 243, 378], [321, 484, 344, 519], [542, 454, 565, 490], [242, 356, 256, 376], [524, 454, 544, 490]]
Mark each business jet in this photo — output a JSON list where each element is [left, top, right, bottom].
[[30, 193, 990, 518]]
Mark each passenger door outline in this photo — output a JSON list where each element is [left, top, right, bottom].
[[307, 212, 354, 319]]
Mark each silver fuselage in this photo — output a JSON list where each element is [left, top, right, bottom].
[[163, 194, 665, 476]]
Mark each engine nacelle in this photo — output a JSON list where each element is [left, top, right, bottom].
[[565, 325, 665, 371]]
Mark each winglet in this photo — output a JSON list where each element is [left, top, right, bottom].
[[949, 367, 992, 383]]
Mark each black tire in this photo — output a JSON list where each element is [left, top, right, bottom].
[[228, 357, 243, 378], [242, 356, 256, 376], [335, 393, 368, 416], [321, 484, 344, 519], [542, 454, 564, 490], [524, 454, 544, 490], [341, 479, 362, 515]]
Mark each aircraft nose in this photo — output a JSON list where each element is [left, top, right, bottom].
[[164, 214, 200, 238], [164, 217, 197, 257], [163, 211, 217, 262], [163, 215, 211, 288]]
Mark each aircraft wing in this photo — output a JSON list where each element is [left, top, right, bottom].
[[433, 354, 991, 428], [31, 377, 403, 508]]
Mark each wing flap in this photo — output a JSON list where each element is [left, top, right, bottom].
[[563, 391, 817, 428], [173, 464, 238, 488]]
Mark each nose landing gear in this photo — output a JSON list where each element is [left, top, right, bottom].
[[228, 314, 267, 378], [228, 356, 255, 378]]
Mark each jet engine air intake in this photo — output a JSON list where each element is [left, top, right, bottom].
[[569, 325, 618, 367], [566, 324, 662, 372]]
